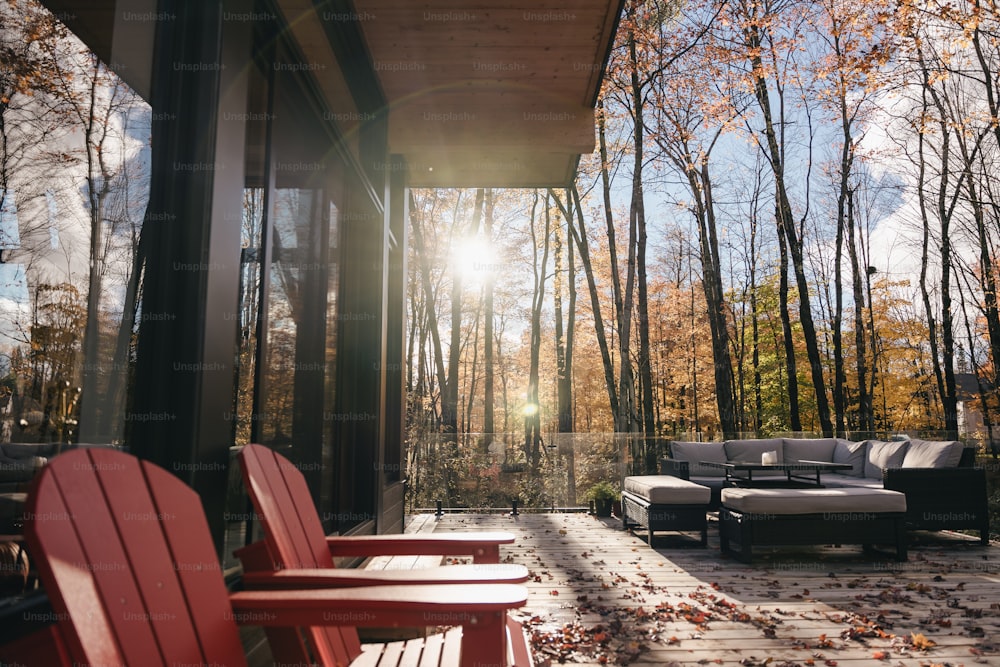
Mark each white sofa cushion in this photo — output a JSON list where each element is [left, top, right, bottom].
[[833, 440, 867, 477], [724, 438, 785, 464], [900, 438, 964, 468], [669, 441, 727, 477], [782, 438, 839, 463], [864, 440, 909, 479], [721, 487, 907, 515], [624, 475, 711, 505]]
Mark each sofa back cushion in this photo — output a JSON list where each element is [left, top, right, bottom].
[[833, 440, 867, 477], [724, 438, 785, 464], [900, 438, 965, 468], [669, 441, 727, 477], [782, 438, 839, 463], [864, 440, 909, 479]]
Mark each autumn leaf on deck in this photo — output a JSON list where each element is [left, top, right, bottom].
[[871, 650, 889, 660], [910, 632, 936, 650]]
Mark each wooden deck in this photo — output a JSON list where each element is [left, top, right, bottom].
[[417, 512, 1000, 666]]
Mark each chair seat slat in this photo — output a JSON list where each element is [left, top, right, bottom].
[[375, 639, 406, 667], [438, 627, 463, 667], [419, 631, 445, 667], [397, 635, 426, 667]]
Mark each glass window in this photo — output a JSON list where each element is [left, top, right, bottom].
[[223, 36, 346, 558], [0, 4, 149, 447]]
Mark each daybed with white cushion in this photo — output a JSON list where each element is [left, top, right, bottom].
[[718, 486, 908, 563]]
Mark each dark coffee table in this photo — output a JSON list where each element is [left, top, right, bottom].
[[699, 460, 852, 488]]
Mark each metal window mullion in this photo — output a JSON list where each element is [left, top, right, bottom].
[[249, 55, 278, 446]]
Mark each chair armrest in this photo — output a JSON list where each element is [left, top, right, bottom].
[[230, 583, 526, 626], [882, 467, 989, 541], [882, 467, 988, 516], [882, 466, 986, 495], [325, 532, 515, 564], [241, 563, 529, 589], [233, 539, 277, 571], [230, 583, 527, 666], [658, 457, 690, 480]]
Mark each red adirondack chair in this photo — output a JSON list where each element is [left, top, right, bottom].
[[236, 443, 534, 665], [24, 448, 531, 667], [236, 443, 529, 582]]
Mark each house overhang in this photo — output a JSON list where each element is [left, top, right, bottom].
[[40, 0, 624, 188], [279, 0, 624, 188], [354, 0, 623, 188]]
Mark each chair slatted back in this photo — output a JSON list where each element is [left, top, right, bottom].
[[239, 444, 362, 664], [24, 448, 246, 667], [240, 444, 334, 570]]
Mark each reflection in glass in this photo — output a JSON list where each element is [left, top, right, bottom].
[[0, 10, 150, 445]]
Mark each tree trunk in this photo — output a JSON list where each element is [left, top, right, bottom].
[[525, 191, 549, 473], [482, 189, 495, 449], [776, 219, 801, 432], [627, 25, 656, 470], [914, 49, 959, 436], [565, 185, 619, 419], [692, 159, 737, 439], [564, 190, 577, 503], [745, 18, 832, 435], [846, 195, 873, 434]]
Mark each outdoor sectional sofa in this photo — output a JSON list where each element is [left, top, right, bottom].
[[660, 436, 990, 544]]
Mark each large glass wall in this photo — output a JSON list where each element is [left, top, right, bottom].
[[223, 24, 359, 561], [1, 0, 392, 576], [0, 1, 149, 449]]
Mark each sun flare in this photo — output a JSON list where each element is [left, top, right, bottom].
[[451, 237, 497, 286]]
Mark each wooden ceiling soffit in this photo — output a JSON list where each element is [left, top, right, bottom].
[[330, 0, 622, 187]]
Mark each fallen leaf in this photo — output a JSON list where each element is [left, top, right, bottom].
[[910, 632, 936, 650]]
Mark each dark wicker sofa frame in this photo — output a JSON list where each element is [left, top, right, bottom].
[[621, 491, 708, 546], [718, 507, 908, 563], [882, 467, 989, 544]]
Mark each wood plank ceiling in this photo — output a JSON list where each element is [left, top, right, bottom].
[[350, 0, 623, 187], [269, 0, 624, 189]]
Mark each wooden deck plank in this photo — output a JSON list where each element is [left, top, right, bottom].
[[417, 512, 999, 666]]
